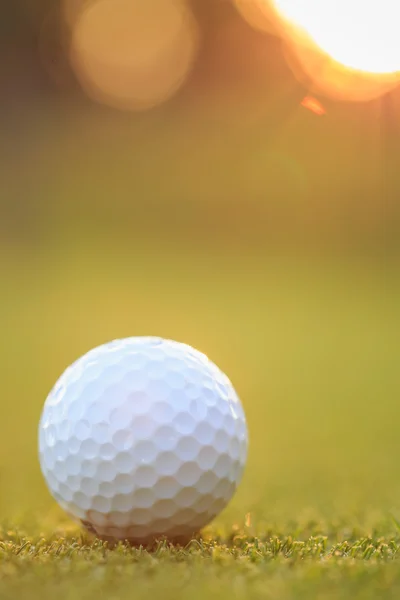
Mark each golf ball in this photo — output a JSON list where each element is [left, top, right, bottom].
[[39, 337, 248, 544]]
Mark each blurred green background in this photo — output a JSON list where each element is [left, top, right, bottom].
[[0, 0, 398, 528]]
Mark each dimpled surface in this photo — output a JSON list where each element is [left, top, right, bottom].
[[39, 337, 248, 544]]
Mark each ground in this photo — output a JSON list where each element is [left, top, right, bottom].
[[0, 238, 397, 599], [2, 520, 400, 600]]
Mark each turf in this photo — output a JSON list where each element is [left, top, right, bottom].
[[0, 236, 398, 599], [2, 522, 400, 600]]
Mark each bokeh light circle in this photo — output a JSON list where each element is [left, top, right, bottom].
[[69, 0, 200, 111]]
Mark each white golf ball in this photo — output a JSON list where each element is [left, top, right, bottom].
[[39, 337, 248, 544]]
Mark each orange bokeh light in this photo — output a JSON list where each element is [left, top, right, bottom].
[[301, 96, 326, 116], [69, 0, 199, 111]]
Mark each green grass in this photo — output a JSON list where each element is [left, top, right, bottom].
[[0, 232, 398, 598], [2, 522, 400, 600]]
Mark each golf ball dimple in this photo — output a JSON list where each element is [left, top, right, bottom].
[[38, 337, 248, 544]]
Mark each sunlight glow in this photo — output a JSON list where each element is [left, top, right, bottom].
[[273, 0, 400, 74], [234, 0, 280, 35], [284, 41, 400, 102]]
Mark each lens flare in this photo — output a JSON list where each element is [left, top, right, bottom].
[[270, 0, 400, 101], [283, 31, 400, 102], [273, 0, 400, 74], [301, 96, 325, 116], [233, 0, 280, 35]]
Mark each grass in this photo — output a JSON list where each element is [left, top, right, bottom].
[[2, 522, 400, 600], [0, 233, 398, 598]]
